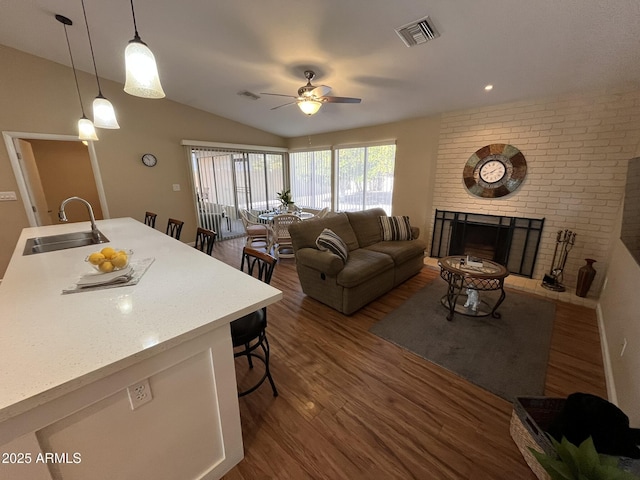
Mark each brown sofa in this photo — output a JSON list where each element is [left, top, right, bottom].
[[289, 208, 427, 315]]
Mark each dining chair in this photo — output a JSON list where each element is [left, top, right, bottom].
[[239, 209, 272, 251], [166, 218, 184, 240], [271, 214, 301, 259], [316, 207, 330, 218], [144, 211, 157, 228], [231, 247, 278, 397], [194, 227, 216, 255]]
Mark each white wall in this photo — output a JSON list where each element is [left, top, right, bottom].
[[430, 87, 640, 295]]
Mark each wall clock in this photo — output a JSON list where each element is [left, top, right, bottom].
[[141, 153, 157, 167], [463, 144, 527, 198]]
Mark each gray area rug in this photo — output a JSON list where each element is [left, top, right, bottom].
[[370, 278, 555, 401]]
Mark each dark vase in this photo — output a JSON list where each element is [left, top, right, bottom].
[[576, 258, 597, 297]]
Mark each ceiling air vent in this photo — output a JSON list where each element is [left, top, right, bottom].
[[237, 90, 260, 100], [395, 16, 440, 47]]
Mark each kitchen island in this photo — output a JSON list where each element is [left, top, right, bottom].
[[0, 218, 282, 480]]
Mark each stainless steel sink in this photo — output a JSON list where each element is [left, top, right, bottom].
[[23, 231, 109, 255]]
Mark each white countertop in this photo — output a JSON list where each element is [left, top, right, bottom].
[[0, 218, 282, 422]]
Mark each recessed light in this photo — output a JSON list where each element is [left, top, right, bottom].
[[484, 84, 493, 91]]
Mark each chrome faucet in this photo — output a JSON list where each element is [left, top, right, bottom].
[[58, 196, 105, 243]]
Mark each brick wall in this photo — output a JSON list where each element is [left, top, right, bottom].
[[430, 86, 640, 295]]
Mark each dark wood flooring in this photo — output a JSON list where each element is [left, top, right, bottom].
[[211, 237, 607, 480]]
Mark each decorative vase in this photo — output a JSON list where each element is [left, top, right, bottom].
[[575, 258, 596, 297]]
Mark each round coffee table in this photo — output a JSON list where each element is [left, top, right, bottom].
[[438, 256, 509, 321]]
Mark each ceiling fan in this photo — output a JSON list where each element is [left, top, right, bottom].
[[261, 70, 361, 115]]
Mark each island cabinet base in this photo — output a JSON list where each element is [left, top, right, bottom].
[[0, 325, 243, 480]]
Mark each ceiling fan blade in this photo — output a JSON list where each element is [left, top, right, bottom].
[[310, 85, 331, 97], [261, 92, 298, 99], [271, 101, 296, 110], [321, 96, 362, 104]]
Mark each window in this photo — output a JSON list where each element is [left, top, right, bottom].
[[289, 144, 396, 214], [187, 144, 285, 232], [289, 150, 331, 210]]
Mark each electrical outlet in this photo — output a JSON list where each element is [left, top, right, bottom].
[[0, 191, 17, 201], [172, 184, 181, 191], [127, 379, 153, 410]]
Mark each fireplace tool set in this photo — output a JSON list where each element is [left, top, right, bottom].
[[542, 229, 576, 291]]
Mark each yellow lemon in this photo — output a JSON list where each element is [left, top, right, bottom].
[[99, 261, 114, 273], [100, 247, 116, 259], [88, 252, 105, 265], [111, 253, 128, 269]]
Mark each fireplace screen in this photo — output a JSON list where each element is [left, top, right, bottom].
[[430, 210, 544, 278]]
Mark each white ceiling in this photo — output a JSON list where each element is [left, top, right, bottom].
[[1, 0, 640, 138]]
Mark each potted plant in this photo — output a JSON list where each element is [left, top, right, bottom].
[[530, 436, 639, 480], [276, 189, 294, 212]]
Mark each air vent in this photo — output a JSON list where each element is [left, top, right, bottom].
[[395, 16, 440, 47], [237, 90, 260, 100]]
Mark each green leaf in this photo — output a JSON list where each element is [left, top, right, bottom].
[[577, 437, 599, 475]]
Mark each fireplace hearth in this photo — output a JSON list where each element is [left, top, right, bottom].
[[430, 210, 545, 278]]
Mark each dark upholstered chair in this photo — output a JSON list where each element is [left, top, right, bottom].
[[194, 227, 216, 255], [144, 211, 157, 228], [166, 218, 184, 240], [231, 247, 278, 397]]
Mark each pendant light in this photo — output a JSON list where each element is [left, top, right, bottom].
[[80, 0, 119, 129], [56, 14, 98, 141], [124, 0, 165, 99]]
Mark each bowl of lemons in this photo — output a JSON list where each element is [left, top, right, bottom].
[[86, 247, 132, 273]]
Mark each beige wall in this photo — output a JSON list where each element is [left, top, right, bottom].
[[287, 116, 442, 241], [599, 143, 640, 425], [0, 44, 285, 277], [29, 139, 103, 222]]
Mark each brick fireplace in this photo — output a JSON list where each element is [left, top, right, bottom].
[[430, 210, 544, 277]]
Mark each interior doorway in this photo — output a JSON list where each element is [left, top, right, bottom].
[[3, 131, 109, 227]]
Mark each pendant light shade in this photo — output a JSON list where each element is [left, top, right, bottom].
[[81, 0, 119, 129], [78, 116, 99, 141], [56, 14, 98, 141], [93, 95, 119, 129], [124, 0, 165, 99], [124, 39, 165, 98], [298, 99, 322, 116]]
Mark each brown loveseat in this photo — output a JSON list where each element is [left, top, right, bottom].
[[289, 208, 427, 315]]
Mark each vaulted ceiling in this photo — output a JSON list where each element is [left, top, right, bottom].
[[1, 0, 639, 138]]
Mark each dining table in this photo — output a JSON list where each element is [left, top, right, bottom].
[[258, 211, 315, 222]]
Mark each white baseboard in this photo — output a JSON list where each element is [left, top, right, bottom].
[[596, 302, 618, 404]]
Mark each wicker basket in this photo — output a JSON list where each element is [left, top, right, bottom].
[[510, 397, 565, 480], [510, 396, 640, 479]]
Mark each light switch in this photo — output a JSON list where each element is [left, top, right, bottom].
[[0, 191, 17, 201], [172, 184, 181, 192]]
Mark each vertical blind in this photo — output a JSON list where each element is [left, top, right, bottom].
[[187, 145, 285, 232]]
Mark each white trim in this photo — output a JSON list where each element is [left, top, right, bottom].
[[332, 140, 397, 150], [596, 302, 618, 404], [2, 131, 109, 227], [181, 140, 287, 153]]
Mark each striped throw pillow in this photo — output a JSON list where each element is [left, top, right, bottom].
[[316, 228, 348, 263], [379, 216, 412, 241]]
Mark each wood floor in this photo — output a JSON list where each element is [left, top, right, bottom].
[[212, 237, 607, 480]]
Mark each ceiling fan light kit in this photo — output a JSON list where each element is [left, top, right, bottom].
[[262, 69, 361, 116]]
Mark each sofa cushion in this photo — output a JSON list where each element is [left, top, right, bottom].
[[290, 213, 359, 252], [316, 229, 348, 263], [365, 239, 427, 265], [345, 208, 386, 248], [337, 249, 394, 288], [379, 215, 412, 241]]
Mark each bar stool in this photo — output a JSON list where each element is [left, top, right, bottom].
[[194, 227, 216, 255], [144, 211, 157, 228], [231, 247, 278, 397], [166, 218, 184, 240]]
